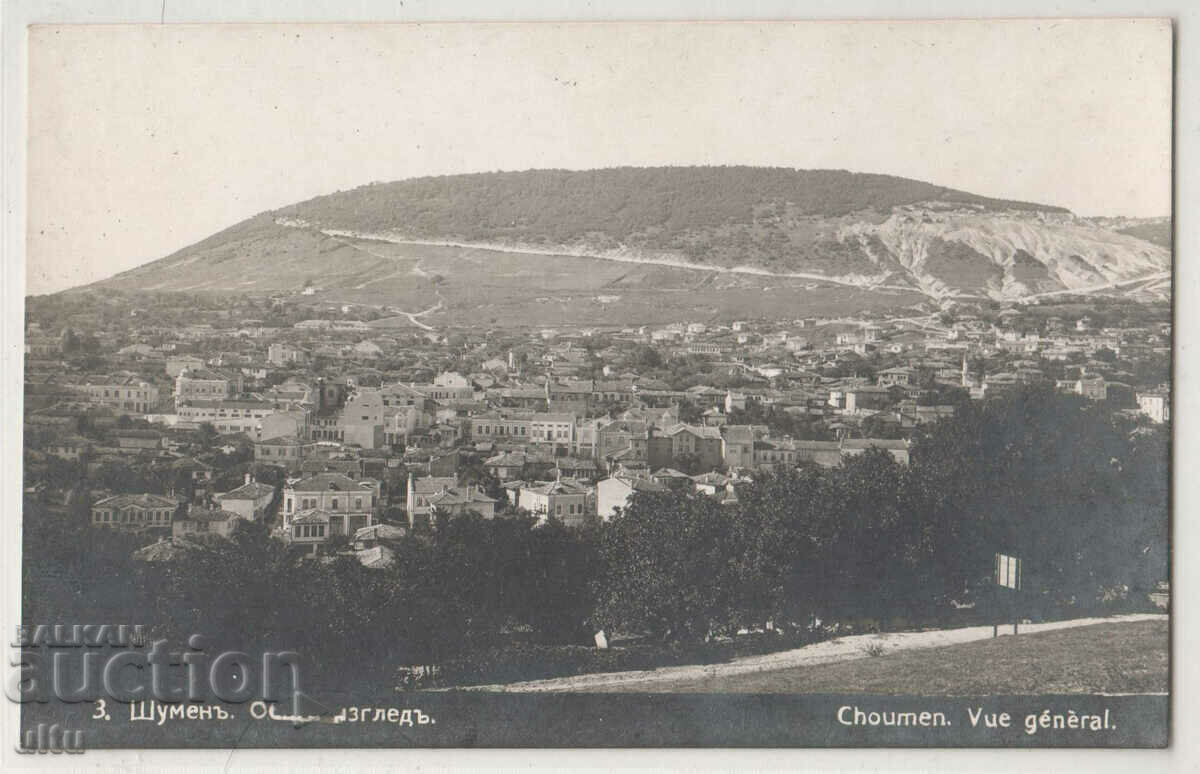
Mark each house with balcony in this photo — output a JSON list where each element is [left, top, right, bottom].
[[281, 473, 379, 541]]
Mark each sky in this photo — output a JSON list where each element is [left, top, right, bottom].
[[26, 19, 1172, 295]]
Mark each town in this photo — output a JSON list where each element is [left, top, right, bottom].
[[22, 287, 1170, 572]]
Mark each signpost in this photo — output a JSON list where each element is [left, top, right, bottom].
[[993, 553, 1022, 637]]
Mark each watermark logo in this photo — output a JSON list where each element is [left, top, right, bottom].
[[15, 723, 84, 754], [11, 624, 310, 752]]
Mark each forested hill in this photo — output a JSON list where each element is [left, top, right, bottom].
[[276, 166, 1067, 247]]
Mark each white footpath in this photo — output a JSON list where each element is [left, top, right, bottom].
[[466, 613, 1166, 693]]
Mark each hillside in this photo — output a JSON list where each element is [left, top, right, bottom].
[[93, 167, 1171, 318]]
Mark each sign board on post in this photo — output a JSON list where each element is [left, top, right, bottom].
[[993, 553, 1023, 636], [994, 553, 1022, 590]]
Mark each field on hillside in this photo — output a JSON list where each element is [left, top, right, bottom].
[[323, 238, 928, 327], [595, 620, 1168, 695], [96, 219, 929, 324]]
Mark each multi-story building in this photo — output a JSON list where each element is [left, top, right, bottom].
[[254, 435, 317, 468], [516, 478, 593, 526], [257, 410, 310, 443], [176, 399, 277, 433], [721, 425, 757, 469], [596, 474, 668, 520], [529, 413, 575, 445], [281, 473, 379, 539], [175, 368, 241, 406], [339, 390, 386, 449], [267, 343, 308, 366], [663, 424, 724, 471], [470, 412, 532, 441], [82, 376, 160, 414]]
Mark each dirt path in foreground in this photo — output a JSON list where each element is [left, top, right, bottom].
[[463, 613, 1166, 693]]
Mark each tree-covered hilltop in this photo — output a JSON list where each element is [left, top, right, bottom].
[[277, 166, 1066, 250]]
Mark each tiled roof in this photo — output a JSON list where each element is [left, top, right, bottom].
[[216, 481, 275, 500], [288, 473, 375, 492], [291, 508, 333, 525], [183, 507, 238, 522], [354, 524, 407, 542], [522, 479, 590, 496], [841, 438, 909, 450], [427, 487, 497, 506], [93, 493, 178, 509], [411, 476, 456, 495]]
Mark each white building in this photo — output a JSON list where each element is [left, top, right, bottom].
[[1136, 390, 1170, 423], [595, 475, 669, 520]]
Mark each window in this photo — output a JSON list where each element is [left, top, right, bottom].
[[330, 498, 339, 511], [354, 497, 362, 510]]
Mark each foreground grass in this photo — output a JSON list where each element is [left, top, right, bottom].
[[596, 620, 1168, 695]]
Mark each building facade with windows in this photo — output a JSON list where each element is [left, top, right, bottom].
[[91, 493, 178, 531], [281, 473, 379, 539]]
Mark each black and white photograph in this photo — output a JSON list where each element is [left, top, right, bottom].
[[5, 10, 1181, 760]]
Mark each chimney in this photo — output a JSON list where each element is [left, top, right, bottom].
[[244, 472, 252, 486]]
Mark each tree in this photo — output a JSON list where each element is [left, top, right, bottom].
[[633, 345, 663, 369], [593, 489, 741, 641], [196, 423, 219, 450]]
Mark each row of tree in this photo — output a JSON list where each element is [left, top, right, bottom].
[[23, 386, 1167, 691]]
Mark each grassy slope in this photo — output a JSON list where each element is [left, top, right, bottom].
[[596, 620, 1168, 695]]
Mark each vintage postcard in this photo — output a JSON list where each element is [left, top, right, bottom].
[[13, 18, 1171, 753]]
